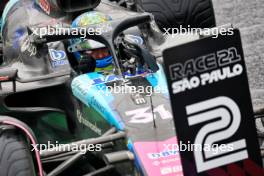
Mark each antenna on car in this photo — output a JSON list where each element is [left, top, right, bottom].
[[149, 95, 156, 128]]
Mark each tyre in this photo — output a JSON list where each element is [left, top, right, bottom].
[[0, 131, 35, 176], [109, 0, 216, 31], [141, 0, 216, 31]]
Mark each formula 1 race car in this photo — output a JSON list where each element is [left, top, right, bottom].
[[0, 0, 263, 176]]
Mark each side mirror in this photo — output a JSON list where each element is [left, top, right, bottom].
[[0, 68, 18, 92], [0, 68, 18, 81]]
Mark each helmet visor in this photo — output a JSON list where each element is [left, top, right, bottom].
[[82, 48, 110, 60]]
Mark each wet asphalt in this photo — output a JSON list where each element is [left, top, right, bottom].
[[212, 0, 264, 160]]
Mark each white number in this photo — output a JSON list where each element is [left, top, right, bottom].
[[186, 96, 248, 173], [126, 104, 172, 123], [21, 37, 37, 56], [154, 104, 172, 120]]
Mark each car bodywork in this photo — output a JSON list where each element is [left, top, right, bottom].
[[0, 0, 262, 176]]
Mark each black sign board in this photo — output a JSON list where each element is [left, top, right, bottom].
[[163, 29, 263, 176]]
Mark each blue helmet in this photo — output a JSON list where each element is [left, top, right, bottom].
[[70, 11, 113, 68]]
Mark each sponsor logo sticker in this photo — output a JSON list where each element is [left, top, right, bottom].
[[134, 137, 183, 176], [125, 35, 144, 45], [49, 49, 68, 67]]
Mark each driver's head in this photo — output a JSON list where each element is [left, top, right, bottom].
[[70, 11, 113, 68], [35, 0, 101, 14]]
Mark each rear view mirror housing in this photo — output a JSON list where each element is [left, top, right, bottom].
[[0, 68, 18, 82], [0, 67, 18, 92]]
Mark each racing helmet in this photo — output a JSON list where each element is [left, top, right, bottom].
[[35, 0, 101, 14], [70, 11, 113, 68]]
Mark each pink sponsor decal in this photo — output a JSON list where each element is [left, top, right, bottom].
[[134, 137, 183, 176], [39, 0, 50, 14]]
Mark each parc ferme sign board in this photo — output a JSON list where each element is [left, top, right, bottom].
[[163, 29, 263, 176]]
